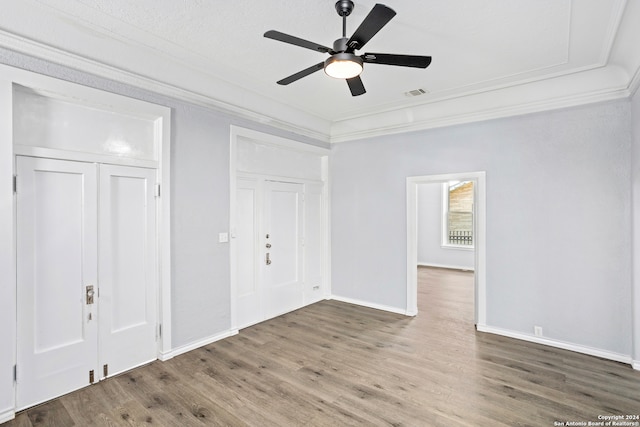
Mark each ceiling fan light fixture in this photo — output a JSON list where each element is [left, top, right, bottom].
[[265, 3, 431, 96], [324, 53, 363, 79]]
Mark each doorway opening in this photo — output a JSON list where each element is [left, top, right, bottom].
[[406, 172, 486, 327]]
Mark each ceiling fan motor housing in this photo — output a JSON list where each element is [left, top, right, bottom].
[[333, 37, 349, 53]]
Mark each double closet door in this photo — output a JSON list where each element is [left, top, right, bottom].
[[16, 156, 158, 410]]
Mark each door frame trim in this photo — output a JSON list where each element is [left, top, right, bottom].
[[229, 126, 330, 331], [406, 172, 486, 326], [0, 80, 16, 419], [2, 64, 172, 418]]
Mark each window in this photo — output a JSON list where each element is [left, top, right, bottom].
[[442, 180, 474, 248]]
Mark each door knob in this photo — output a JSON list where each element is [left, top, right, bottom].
[[86, 285, 95, 305]]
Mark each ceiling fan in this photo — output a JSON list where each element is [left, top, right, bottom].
[[264, 1, 432, 96]]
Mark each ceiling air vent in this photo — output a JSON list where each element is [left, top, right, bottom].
[[405, 88, 428, 97]]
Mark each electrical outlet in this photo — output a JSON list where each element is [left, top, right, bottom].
[[218, 232, 229, 243], [534, 326, 543, 337]]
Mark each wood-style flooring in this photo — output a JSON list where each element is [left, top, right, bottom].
[[5, 267, 640, 426]]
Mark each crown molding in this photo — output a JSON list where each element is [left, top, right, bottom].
[[329, 85, 631, 143], [0, 30, 331, 144], [329, 62, 632, 143], [1, 21, 638, 146]]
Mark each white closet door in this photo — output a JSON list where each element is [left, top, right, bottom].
[[16, 156, 99, 410], [236, 178, 262, 328], [263, 181, 304, 319], [98, 164, 157, 378]]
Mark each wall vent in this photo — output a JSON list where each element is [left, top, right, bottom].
[[405, 88, 428, 97]]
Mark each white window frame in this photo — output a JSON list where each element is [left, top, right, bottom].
[[441, 181, 475, 250]]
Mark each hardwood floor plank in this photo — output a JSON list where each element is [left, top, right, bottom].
[[4, 266, 639, 426], [4, 414, 31, 427], [25, 400, 75, 427]]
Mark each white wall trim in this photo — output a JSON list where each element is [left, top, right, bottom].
[[440, 244, 475, 251], [477, 325, 634, 367], [1, 67, 172, 411], [229, 130, 238, 331], [13, 145, 158, 168], [229, 125, 330, 331], [2, 30, 637, 146], [330, 87, 631, 143], [0, 409, 14, 424], [0, 32, 330, 144], [236, 171, 325, 186], [407, 172, 487, 324], [329, 296, 412, 316], [321, 156, 332, 300], [0, 80, 16, 424], [632, 360, 640, 371], [231, 126, 330, 156], [157, 113, 173, 358], [162, 330, 238, 360], [418, 263, 475, 272]]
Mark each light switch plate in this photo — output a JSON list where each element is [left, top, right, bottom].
[[218, 232, 229, 243]]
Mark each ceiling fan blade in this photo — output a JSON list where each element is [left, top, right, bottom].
[[346, 76, 366, 96], [362, 53, 432, 68], [347, 4, 396, 51], [264, 30, 333, 53], [277, 62, 325, 85]]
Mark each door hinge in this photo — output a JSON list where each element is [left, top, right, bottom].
[[89, 370, 95, 384], [157, 324, 162, 340], [13, 175, 17, 194], [103, 364, 108, 378], [155, 183, 161, 198], [13, 364, 16, 382]]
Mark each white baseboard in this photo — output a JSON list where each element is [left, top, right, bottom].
[[158, 350, 174, 362], [0, 409, 15, 424], [418, 262, 475, 271], [162, 329, 238, 360], [632, 360, 640, 371], [477, 324, 633, 366], [329, 295, 412, 316]]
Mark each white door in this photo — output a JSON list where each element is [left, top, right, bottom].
[[236, 180, 305, 328], [16, 157, 99, 409], [263, 181, 304, 319], [16, 157, 158, 410], [98, 164, 158, 378], [236, 178, 262, 327]]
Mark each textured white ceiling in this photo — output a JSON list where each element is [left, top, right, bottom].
[[1, 0, 638, 142]]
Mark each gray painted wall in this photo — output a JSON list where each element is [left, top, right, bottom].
[[0, 49, 326, 346], [331, 101, 633, 356], [417, 183, 474, 270], [0, 49, 327, 416], [632, 88, 640, 365], [0, 47, 638, 418]]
